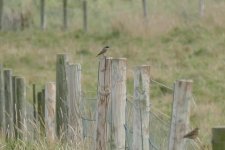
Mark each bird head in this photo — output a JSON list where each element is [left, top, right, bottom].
[[195, 127, 199, 131]]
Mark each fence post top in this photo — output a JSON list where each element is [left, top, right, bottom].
[[15, 76, 25, 80], [46, 82, 56, 85], [3, 68, 12, 71], [212, 126, 225, 130], [57, 53, 68, 57], [176, 79, 193, 83], [68, 63, 81, 66], [134, 65, 151, 70], [111, 58, 127, 61]]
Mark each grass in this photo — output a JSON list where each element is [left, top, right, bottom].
[[1, 0, 225, 148]]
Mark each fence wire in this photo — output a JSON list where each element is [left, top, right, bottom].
[[80, 90, 201, 150]]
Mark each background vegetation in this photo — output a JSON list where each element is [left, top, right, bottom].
[[0, 0, 225, 148]]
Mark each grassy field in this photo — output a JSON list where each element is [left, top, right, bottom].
[[0, 0, 225, 148]]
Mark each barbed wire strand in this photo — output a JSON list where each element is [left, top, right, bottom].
[[151, 79, 173, 91]]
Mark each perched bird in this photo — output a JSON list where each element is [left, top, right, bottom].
[[183, 127, 199, 139], [96, 46, 110, 57]]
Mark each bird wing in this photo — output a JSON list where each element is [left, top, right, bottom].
[[183, 128, 198, 138], [96, 48, 106, 56]]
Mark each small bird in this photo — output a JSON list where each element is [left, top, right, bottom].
[[96, 46, 110, 57], [183, 127, 199, 139]]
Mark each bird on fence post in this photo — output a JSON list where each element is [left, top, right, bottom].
[[96, 46, 110, 57], [183, 127, 199, 139]]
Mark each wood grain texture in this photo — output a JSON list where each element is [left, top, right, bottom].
[[132, 65, 150, 150], [67, 64, 83, 142], [111, 58, 126, 149], [0, 65, 4, 133], [16, 77, 27, 140], [56, 54, 69, 140], [4, 69, 13, 139], [169, 80, 192, 150], [96, 57, 112, 150], [12, 76, 17, 138], [45, 82, 56, 142]]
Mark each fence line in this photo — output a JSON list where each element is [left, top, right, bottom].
[[0, 54, 204, 149], [0, 0, 212, 31]]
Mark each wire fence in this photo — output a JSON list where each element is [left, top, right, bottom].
[[78, 78, 201, 150]]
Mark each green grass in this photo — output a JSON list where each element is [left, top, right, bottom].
[[1, 0, 225, 148]]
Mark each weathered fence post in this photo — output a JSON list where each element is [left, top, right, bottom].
[[212, 127, 225, 150], [37, 91, 45, 136], [4, 69, 13, 139], [67, 64, 83, 142], [32, 84, 38, 138], [83, 0, 88, 32], [95, 57, 112, 150], [0, 65, 4, 134], [168, 80, 192, 150], [12, 76, 17, 138], [132, 65, 150, 150], [110, 58, 127, 149], [56, 54, 69, 140], [63, 0, 68, 30], [40, 0, 46, 30], [45, 82, 56, 142], [16, 77, 27, 140], [199, 0, 205, 17], [142, 0, 148, 22], [33, 84, 37, 124], [0, 0, 3, 30]]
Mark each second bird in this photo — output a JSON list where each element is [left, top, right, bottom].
[[96, 46, 110, 57], [183, 127, 199, 139]]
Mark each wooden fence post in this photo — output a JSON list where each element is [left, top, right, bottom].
[[95, 57, 112, 150], [142, 0, 148, 22], [45, 82, 56, 142], [40, 0, 46, 30], [168, 80, 192, 150], [16, 77, 26, 140], [199, 0, 205, 17], [67, 64, 83, 142], [83, 0, 88, 32], [33, 84, 37, 125], [132, 65, 150, 150], [12, 76, 17, 138], [0, 65, 4, 134], [37, 91, 45, 136], [212, 127, 225, 150], [4, 69, 13, 139], [32, 84, 38, 139], [63, 0, 68, 30], [110, 58, 127, 149], [56, 54, 69, 140], [0, 0, 3, 30]]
